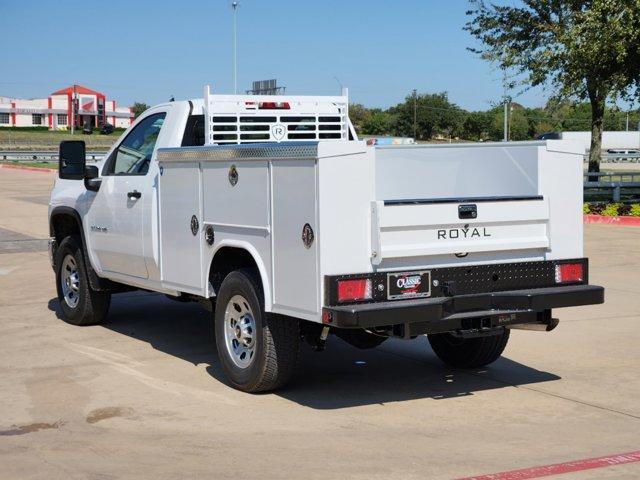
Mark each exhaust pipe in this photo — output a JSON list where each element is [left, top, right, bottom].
[[508, 317, 559, 332]]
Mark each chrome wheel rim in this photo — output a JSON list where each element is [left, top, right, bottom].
[[223, 294, 257, 369], [60, 254, 80, 309]]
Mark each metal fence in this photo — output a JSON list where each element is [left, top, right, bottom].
[[600, 153, 640, 163], [583, 171, 640, 202], [0, 151, 106, 162]]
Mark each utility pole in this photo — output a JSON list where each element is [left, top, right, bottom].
[[626, 112, 630, 131], [71, 84, 76, 135], [413, 89, 417, 141], [231, 2, 239, 94]]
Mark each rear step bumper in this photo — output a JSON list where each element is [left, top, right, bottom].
[[323, 284, 604, 334]]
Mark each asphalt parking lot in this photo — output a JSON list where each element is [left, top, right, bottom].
[[1, 167, 639, 480]]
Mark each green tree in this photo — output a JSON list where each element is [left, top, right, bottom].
[[466, 0, 640, 173], [362, 110, 395, 135], [348, 103, 371, 135], [131, 102, 150, 119], [462, 111, 492, 140], [391, 92, 464, 140]]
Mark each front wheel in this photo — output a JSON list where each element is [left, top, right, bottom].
[[214, 269, 299, 393], [427, 329, 510, 369], [55, 236, 111, 326]]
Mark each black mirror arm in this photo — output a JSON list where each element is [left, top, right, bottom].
[[84, 165, 101, 192]]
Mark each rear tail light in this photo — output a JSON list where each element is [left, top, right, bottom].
[[555, 263, 583, 283], [337, 278, 372, 302]]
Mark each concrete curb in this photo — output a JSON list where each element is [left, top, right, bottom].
[[584, 214, 640, 227], [0, 164, 56, 173]]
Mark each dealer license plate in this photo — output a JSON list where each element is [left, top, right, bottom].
[[387, 271, 431, 300]]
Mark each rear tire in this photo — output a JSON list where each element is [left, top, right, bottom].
[[214, 269, 299, 393], [55, 236, 111, 326], [427, 329, 510, 369]]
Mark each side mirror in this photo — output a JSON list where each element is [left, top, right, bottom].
[[84, 165, 101, 192], [59, 141, 86, 180]]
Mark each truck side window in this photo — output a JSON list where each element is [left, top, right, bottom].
[[181, 114, 205, 147], [106, 112, 166, 175]]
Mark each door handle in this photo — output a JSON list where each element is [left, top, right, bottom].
[[127, 190, 142, 200]]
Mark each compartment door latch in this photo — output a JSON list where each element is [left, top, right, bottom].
[[458, 204, 477, 219]]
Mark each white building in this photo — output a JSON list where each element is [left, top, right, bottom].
[[0, 84, 133, 130]]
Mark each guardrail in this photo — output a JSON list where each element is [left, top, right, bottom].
[[584, 171, 640, 202], [600, 153, 640, 163], [0, 151, 106, 162]]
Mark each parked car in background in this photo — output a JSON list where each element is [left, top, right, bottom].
[[537, 132, 561, 140], [100, 123, 114, 135]]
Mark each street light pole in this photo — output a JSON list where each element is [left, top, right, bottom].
[[502, 69, 509, 142], [231, 2, 239, 94], [71, 84, 76, 135]]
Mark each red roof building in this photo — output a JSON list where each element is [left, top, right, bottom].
[[0, 84, 133, 130]]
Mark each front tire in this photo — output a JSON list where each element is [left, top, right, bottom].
[[55, 236, 111, 326], [427, 329, 510, 369], [214, 269, 299, 393]]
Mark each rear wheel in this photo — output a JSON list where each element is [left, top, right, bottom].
[[427, 329, 510, 369], [214, 269, 299, 392], [55, 236, 111, 326]]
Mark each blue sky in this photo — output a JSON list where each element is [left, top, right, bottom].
[[0, 0, 548, 110]]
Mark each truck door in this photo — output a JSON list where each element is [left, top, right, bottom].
[[86, 111, 166, 279]]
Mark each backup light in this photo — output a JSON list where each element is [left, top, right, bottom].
[[337, 279, 372, 302], [555, 263, 583, 283]]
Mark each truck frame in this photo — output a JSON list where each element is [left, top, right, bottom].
[[48, 87, 604, 392]]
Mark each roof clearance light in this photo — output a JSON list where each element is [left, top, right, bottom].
[[258, 102, 290, 110], [555, 263, 583, 283], [337, 279, 372, 302]]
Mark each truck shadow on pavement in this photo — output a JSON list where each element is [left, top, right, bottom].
[[48, 292, 561, 410]]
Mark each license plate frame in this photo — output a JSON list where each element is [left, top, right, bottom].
[[387, 270, 432, 300]]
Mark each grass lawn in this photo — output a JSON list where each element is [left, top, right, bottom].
[[0, 128, 125, 151], [0, 160, 58, 169]]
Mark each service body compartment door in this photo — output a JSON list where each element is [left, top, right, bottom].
[[271, 160, 319, 317], [158, 161, 203, 293]]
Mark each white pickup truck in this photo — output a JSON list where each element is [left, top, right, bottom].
[[48, 87, 604, 392]]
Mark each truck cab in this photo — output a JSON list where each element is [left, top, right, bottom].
[[48, 87, 604, 393]]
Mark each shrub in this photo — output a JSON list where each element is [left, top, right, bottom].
[[601, 204, 620, 216], [583, 203, 590, 214], [588, 203, 605, 215], [630, 204, 640, 217], [618, 204, 632, 216]]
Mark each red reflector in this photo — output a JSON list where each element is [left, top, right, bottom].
[[337, 279, 372, 302], [555, 263, 583, 283]]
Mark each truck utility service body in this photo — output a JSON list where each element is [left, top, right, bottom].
[[49, 87, 604, 392]]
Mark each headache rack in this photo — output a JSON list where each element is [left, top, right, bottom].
[[203, 85, 355, 145]]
